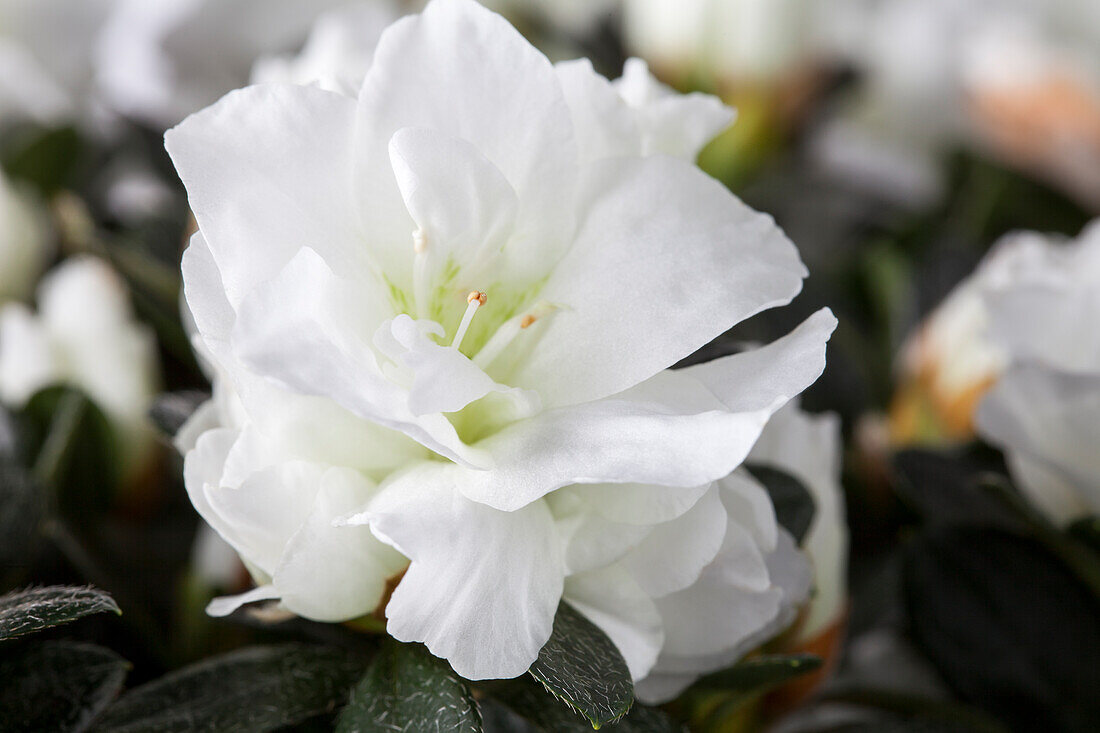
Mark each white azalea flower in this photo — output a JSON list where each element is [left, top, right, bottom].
[[893, 224, 1092, 442], [0, 169, 52, 304], [0, 0, 116, 126], [623, 0, 816, 87], [975, 221, 1100, 523], [95, 0, 348, 128], [0, 256, 160, 482], [170, 0, 835, 682]]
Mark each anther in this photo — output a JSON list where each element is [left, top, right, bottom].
[[468, 290, 487, 306], [520, 314, 536, 329]]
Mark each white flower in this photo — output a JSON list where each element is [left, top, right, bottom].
[[0, 256, 161, 482], [893, 225, 1092, 442], [95, 0, 349, 128], [749, 402, 847, 645], [622, 0, 815, 86], [0, 0, 116, 126], [975, 221, 1100, 523], [250, 2, 405, 98], [170, 0, 834, 682], [0, 170, 52, 304]]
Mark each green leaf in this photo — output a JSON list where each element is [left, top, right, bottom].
[[905, 526, 1100, 732], [93, 644, 365, 732], [335, 639, 481, 733], [0, 640, 129, 733], [0, 124, 83, 195], [149, 391, 209, 439], [490, 678, 680, 733], [691, 654, 822, 694], [0, 585, 120, 641], [19, 386, 119, 517], [528, 602, 634, 729], [744, 464, 816, 544]]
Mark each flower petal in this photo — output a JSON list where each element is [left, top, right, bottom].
[[350, 468, 564, 680], [511, 155, 809, 408], [564, 566, 663, 680], [617, 485, 728, 597], [354, 0, 577, 287], [206, 585, 280, 618], [274, 467, 407, 622], [166, 83, 366, 308]]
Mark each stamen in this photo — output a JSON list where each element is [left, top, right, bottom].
[[412, 228, 430, 319], [473, 303, 555, 369], [452, 290, 487, 349]]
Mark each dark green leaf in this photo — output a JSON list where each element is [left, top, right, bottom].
[[744, 464, 816, 544], [335, 639, 481, 733], [692, 654, 822, 694], [891, 449, 1019, 529], [0, 585, 120, 641], [528, 602, 634, 729], [905, 526, 1100, 732], [490, 678, 680, 733], [0, 125, 83, 195], [149, 391, 209, 439], [0, 640, 128, 733], [93, 643, 365, 732], [0, 456, 42, 575], [19, 386, 119, 516]]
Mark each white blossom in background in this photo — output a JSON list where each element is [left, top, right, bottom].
[[95, 0, 348, 129], [816, 0, 1100, 208], [251, 2, 405, 96], [170, 0, 835, 690], [622, 0, 816, 87], [0, 0, 116, 127], [0, 169, 52, 303], [0, 256, 161, 482], [750, 402, 847, 646], [892, 226, 1086, 441], [976, 221, 1100, 523]]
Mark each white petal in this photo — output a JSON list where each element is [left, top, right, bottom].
[[717, 471, 779, 554], [231, 248, 487, 467], [166, 83, 366, 308], [557, 481, 715, 526], [204, 459, 325, 576], [206, 585, 280, 618], [453, 311, 835, 511], [749, 403, 848, 640], [618, 485, 728, 597], [181, 233, 235, 364], [388, 127, 518, 284], [555, 58, 643, 162], [553, 505, 653, 575], [511, 156, 809, 408], [564, 566, 663, 680], [0, 304, 57, 407], [274, 467, 407, 622], [354, 0, 577, 287], [977, 366, 1100, 523], [352, 470, 564, 680]]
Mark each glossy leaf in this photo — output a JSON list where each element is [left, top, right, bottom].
[[691, 654, 822, 694], [335, 639, 481, 733], [93, 644, 365, 732], [528, 602, 634, 729]]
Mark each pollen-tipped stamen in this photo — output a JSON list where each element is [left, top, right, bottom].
[[452, 290, 487, 350], [472, 302, 555, 369]]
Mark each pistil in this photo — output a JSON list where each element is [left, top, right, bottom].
[[412, 228, 431, 320]]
